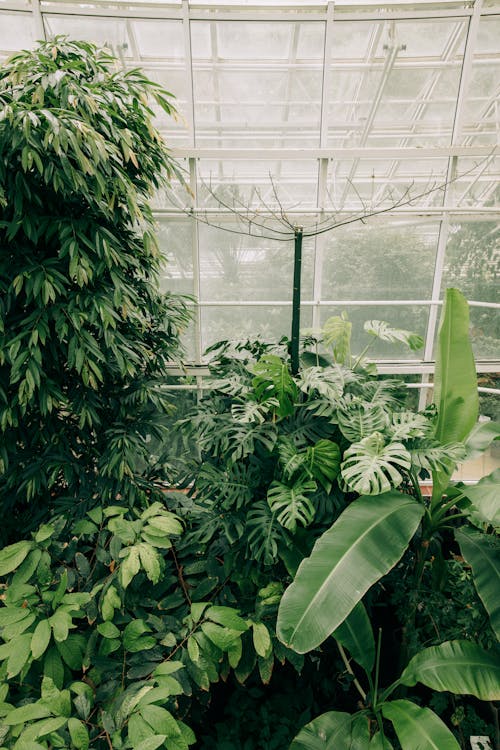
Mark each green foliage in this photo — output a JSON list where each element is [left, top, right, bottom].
[[277, 493, 424, 652], [0, 500, 283, 749], [0, 38, 190, 541]]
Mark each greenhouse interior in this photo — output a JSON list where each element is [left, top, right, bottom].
[[0, 0, 499, 748]]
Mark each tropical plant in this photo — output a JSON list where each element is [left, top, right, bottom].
[[0, 38, 190, 543], [276, 289, 500, 748], [0, 499, 282, 749]]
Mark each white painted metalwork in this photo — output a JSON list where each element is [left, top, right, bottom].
[[0, 0, 498, 382]]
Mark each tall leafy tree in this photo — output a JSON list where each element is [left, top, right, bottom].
[[0, 38, 190, 542]]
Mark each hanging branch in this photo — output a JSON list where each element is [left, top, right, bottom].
[[165, 148, 497, 372]]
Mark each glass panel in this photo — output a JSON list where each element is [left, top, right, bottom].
[[191, 21, 324, 148], [461, 15, 500, 145], [158, 219, 194, 296], [0, 12, 35, 58], [327, 19, 467, 147], [318, 304, 429, 360], [441, 220, 499, 303], [197, 159, 319, 210], [469, 306, 500, 360], [44, 16, 130, 54], [197, 223, 315, 301], [321, 220, 440, 300], [450, 155, 500, 208], [326, 157, 449, 211], [201, 305, 312, 353]]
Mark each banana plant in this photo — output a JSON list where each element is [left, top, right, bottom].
[[277, 289, 500, 747], [288, 606, 500, 749]]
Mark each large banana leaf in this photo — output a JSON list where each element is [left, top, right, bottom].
[[289, 711, 352, 750], [381, 700, 460, 750], [332, 601, 375, 674], [464, 421, 500, 461], [370, 733, 393, 749], [432, 289, 478, 502], [459, 470, 500, 529], [400, 640, 500, 700], [458, 528, 500, 640], [341, 434, 411, 496], [277, 492, 423, 653]]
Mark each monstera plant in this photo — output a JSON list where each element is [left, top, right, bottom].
[[276, 289, 500, 749]]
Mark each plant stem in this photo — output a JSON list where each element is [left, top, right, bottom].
[[337, 642, 367, 702], [352, 340, 374, 372], [373, 628, 382, 709]]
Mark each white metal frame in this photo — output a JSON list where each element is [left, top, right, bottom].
[[1, 0, 498, 383]]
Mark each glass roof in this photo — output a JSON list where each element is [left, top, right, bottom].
[[0, 0, 498, 396]]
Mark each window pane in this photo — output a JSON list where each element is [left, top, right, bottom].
[[201, 305, 312, 353], [158, 219, 194, 296], [191, 21, 324, 148], [0, 12, 35, 58], [326, 19, 467, 147], [321, 220, 440, 300], [197, 223, 315, 302]]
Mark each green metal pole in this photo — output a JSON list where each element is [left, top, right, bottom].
[[291, 227, 303, 375]]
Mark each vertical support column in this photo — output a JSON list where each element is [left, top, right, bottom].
[[32, 0, 46, 41], [182, 0, 196, 149], [312, 2, 335, 338], [189, 157, 203, 367], [183, 0, 202, 380], [291, 227, 304, 375]]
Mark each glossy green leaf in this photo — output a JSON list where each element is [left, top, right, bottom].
[[400, 640, 500, 700], [332, 602, 375, 674], [97, 621, 120, 639], [456, 527, 500, 639], [141, 705, 181, 737], [369, 732, 393, 749], [3, 702, 52, 725], [432, 288, 478, 499], [205, 606, 248, 632], [252, 622, 272, 658], [289, 711, 352, 749], [0, 541, 33, 577], [31, 619, 51, 659], [464, 421, 500, 461], [277, 492, 423, 653], [67, 717, 89, 750], [7, 632, 32, 677], [382, 700, 460, 750], [135, 736, 167, 750], [460, 470, 500, 528], [123, 619, 156, 652]]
